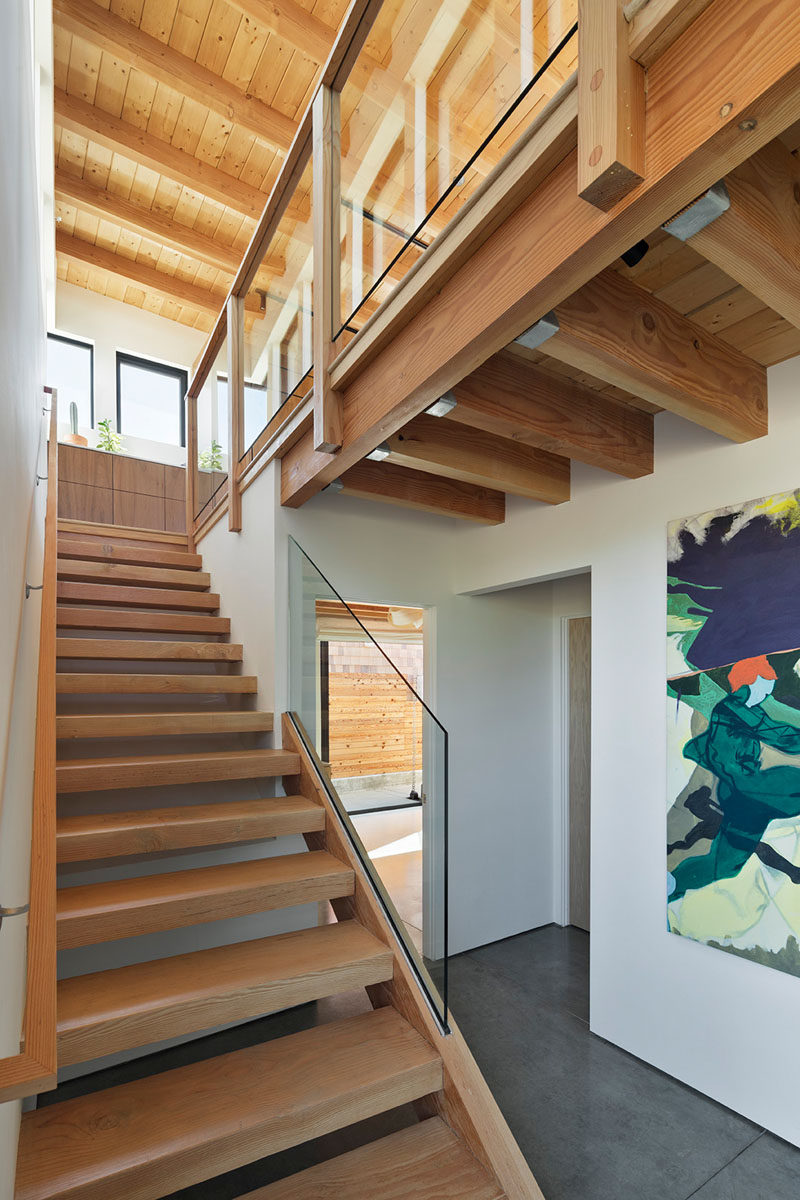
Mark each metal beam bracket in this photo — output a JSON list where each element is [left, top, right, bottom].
[[425, 391, 457, 418], [662, 181, 730, 240], [514, 311, 560, 351]]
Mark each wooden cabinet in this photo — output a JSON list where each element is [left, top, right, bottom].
[[57, 445, 186, 532]]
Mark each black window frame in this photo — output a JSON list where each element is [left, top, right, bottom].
[[47, 332, 95, 427], [116, 351, 188, 447]]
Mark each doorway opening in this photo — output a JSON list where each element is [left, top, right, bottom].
[[316, 600, 426, 953]]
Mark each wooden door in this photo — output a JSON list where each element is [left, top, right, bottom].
[[568, 617, 591, 931]]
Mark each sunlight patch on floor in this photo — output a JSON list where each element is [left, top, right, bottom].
[[369, 831, 423, 859]]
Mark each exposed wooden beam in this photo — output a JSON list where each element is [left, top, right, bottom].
[[281, 0, 794, 507], [336, 461, 506, 524], [546, 268, 766, 441], [385, 413, 570, 502], [53, 0, 296, 152], [56, 232, 249, 316], [54, 90, 267, 219], [626, 0, 715, 67], [225, 0, 333, 64], [448, 353, 654, 478], [55, 170, 242, 275], [681, 140, 800, 332], [578, 0, 645, 210]]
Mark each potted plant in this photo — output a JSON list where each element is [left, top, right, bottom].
[[96, 417, 125, 454], [199, 440, 223, 471]]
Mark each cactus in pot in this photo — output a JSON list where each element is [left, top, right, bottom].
[[63, 399, 88, 446]]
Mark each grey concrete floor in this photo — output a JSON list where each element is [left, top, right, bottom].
[[449, 925, 800, 1200], [39, 925, 800, 1198]]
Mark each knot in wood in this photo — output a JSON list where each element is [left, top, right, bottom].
[[642, 311, 656, 333]]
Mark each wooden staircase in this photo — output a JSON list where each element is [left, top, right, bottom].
[[14, 519, 540, 1200]]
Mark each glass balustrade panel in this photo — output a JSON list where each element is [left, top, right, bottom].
[[336, 0, 578, 339], [288, 536, 449, 1026]]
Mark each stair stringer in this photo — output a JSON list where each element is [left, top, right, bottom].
[[281, 713, 544, 1200]]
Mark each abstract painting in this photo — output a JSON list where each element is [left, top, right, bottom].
[[667, 489, 800, 978]]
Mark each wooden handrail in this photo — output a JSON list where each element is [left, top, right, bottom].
[[0, 388, 59, 1103]]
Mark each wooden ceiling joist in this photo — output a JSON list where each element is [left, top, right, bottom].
[[54, 90, 268, 220], [336, 461, 506, 525], [53, 0, 296, 152], [545, 268, 767, 442], [679, 141, 800, 332], [385, 413, 570, 503], [226, 0, 333, 64], [449, 353, 654, 479], [56, 232, 249, 317], [55, 171, 242, 276]]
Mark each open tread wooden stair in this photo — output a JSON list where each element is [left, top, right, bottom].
[[241, 1117, 506, 1199], [57, 581, 221, 610], [56, 748, 298, 792], [57, 672, 257, 693], [56, 606, 230, 634], [56, 920, 393, 1065], [16, 1008, 442, 1200], [56, 795, 324, 861], [56, 850, 355, 947], [56, 638, 244, 660], [57, 539, 203, 570], [58, 520, 188, 547], [57, 559, 212, 590], [56, 710, 274, 739], [18, 520, 535, 1200]]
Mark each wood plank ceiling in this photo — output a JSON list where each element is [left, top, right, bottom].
[[54, 0, 351, 332]]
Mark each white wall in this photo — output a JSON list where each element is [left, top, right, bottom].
[[0, 0, 48, 1189], [201, 466, 561, 961], [53, 281, 206, 466], [449, 361, 800, 1147]]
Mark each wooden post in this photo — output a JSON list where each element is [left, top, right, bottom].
[[577, 0, 645, 211], [312, 84, 343, 454], [227, 293, 244, 532], [185, 391, 197, 550]]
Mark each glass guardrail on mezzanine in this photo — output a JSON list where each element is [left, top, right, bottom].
[[335, 0, 578, 342], [240, 155, 316, 466], [288, 536, 449, 1029]]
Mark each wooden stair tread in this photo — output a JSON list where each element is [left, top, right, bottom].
[[57, 539, 202, 570], [57, 559, 211, 591], [242, 1118, 505, 1199], [16, 1007, 442, 1200], [57, 581, 220, 611], [56, 748, 298, 792], [56, 711, 273, 739], [56, 607, 230, 634], [56, 795, 323, 860], [57, 673, 257, 694], [56, 850, 354, 947], [58, 519, 189, 546], [56, 638, 243, 661], [56, 920, 392, 1065]]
